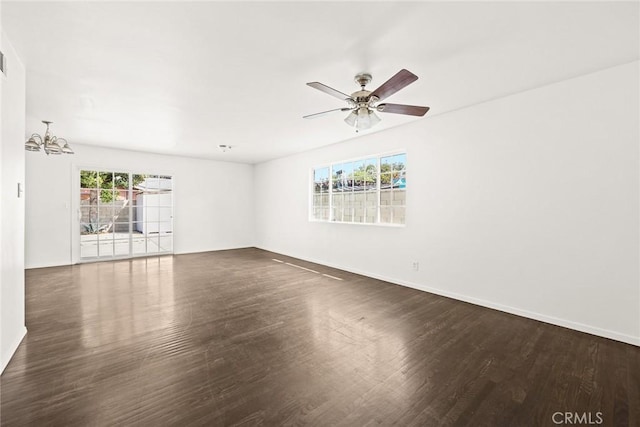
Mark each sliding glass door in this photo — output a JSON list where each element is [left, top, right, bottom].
[[79, 170, 173, 260]]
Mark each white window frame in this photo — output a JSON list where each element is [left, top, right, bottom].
[[71, 164, 175, 263], [309, 150, 407, 227]]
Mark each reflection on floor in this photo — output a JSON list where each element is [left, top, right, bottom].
[[80, 231, 173, 258]]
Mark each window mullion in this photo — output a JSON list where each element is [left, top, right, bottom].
[[376, 157, 381, 224], [329, 165, 333, 221], [128, 172, 133, 257], [96, 176, 101, 258]]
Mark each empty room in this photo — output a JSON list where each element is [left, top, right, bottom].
[[1, 1, 639, 425]]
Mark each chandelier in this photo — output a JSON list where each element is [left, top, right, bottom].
[[24, 120, 74, 155]]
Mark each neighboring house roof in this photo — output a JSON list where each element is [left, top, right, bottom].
[[134, 178, 173, 192]]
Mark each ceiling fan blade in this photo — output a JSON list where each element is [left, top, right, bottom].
[[376, 103, 429, 116], [306, 82, 352, 101], [303, 107, 353, 119], [369, 69, 418, 102]]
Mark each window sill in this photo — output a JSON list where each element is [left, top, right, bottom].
[[308, 219, 406, 228]]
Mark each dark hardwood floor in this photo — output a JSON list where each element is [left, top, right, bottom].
[[1, 248, 638, 426]]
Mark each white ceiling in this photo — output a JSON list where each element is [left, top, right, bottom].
[[3, 1, 638, 163]]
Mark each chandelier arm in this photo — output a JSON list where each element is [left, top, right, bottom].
[[31, 134, 43, 144]]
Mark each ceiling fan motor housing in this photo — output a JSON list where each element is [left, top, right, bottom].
[[353, 73, 375, 109], [354, 73, 372, 88], [351, 89, 372, 105]]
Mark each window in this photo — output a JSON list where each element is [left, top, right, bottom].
[[79, 170, 173, 260], [311, 152, 406, 225], [312, 167, 330, 221]]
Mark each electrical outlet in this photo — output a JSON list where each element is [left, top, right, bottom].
[[412, 261, 419, 271]]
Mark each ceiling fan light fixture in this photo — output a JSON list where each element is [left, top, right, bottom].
[[344, 110, 358, 127], [369, 110, 381, 127], [359, 107, 381, 130], [356, 107, 372, 130], [345, 107, 381, 132]]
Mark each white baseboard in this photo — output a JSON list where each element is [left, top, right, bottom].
[[1, 326, 27, 374], [257, 246, 640, 347], [173, 245, 254, 256]]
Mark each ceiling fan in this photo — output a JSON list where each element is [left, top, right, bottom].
[[304, 69, 429, 132]]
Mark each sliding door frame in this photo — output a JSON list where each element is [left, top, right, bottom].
[[71, 164, 174, 264]]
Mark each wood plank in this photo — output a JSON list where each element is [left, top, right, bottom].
[[1, 248, 638, 425]]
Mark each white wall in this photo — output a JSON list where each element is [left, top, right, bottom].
[[254, 61, 640, 346], [1, 33, 27, 372], [26, 144, 254, 268]]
